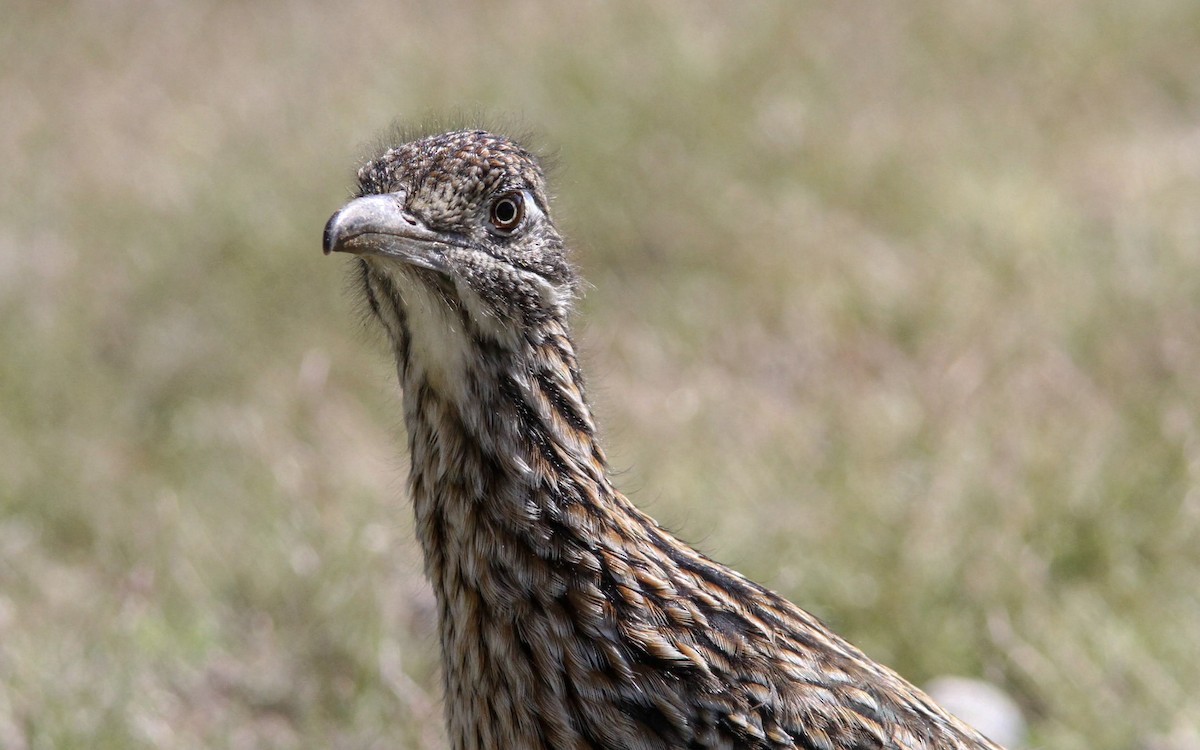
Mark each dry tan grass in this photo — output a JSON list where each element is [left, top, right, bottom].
[[1, 1, 1198, 748]]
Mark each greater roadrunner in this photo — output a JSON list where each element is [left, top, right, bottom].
[[323, 129, 1005, 750]]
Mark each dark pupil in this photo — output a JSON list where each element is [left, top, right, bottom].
[[495, 200, 516, 225]]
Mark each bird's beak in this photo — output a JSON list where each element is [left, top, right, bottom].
[[323, 194, 451, 273]]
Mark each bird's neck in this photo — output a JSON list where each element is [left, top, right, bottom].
[[397, 308, 709, 748], [397, 310, 642, 580]]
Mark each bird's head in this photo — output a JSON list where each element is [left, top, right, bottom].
[[324, 129, 576, 351]]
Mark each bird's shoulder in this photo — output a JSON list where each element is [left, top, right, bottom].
[[583, 521, 1001, 750]]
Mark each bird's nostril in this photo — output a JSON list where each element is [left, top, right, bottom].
[[322, 211, 339, 255]]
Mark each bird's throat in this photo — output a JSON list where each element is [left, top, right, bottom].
[[397, 305, 613, 556]]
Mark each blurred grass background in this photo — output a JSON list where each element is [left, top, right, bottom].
[[2, 1, 1199, 748]]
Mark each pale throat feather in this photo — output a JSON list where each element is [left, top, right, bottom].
[[381, 266, 477, 400]]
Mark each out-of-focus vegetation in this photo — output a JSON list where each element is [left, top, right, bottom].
[[2, 2, 1198, 748]]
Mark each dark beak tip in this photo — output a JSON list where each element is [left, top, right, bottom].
[[322, 211, 339, 256]]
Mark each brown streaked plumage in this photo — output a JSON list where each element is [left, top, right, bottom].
[[323, 128, 1006, 750]]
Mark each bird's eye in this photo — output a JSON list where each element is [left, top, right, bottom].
[[489, 192, 525, 234]]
